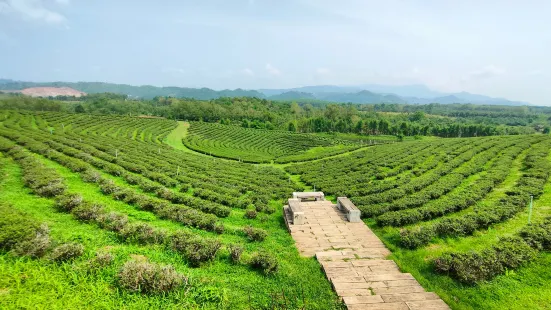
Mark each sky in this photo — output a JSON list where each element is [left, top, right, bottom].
[[0, 0, 550, 105]]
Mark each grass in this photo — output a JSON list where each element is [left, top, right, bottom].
[[369, 150, 551, 310], [0, 153, 343, 309]]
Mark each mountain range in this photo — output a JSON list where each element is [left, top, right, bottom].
[[0, 79, 529, 106]]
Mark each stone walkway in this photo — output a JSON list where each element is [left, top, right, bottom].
[[284, 200, 449, 310]]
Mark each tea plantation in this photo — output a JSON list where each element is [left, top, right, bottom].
[[1, 111, 551, 309]]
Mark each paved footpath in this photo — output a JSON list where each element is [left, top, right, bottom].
[[284, 200, 450, 310]]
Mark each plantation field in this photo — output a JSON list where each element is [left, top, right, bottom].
[[1, 110, 551, 309], [0, 111, 342, 309], [183, 121, 377, 163], [287, 134, 551, 309]]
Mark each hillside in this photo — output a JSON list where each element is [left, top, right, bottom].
[[0, 80, 530, 105], [18, 87, 87, 97]]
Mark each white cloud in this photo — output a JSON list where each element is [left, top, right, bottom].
[[468, 65, 506, 80], [316, 67, 330, 75], [3, 0, 67, 24], [265, 63, 281, 76], [242, 68, 254, 76], [55, 0, 70, 4]]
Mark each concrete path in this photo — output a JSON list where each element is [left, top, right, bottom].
[[284, 200, 449, 310]]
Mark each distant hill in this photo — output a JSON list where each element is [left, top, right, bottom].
[[269, 91, 316, 100], [18, 87, 86, 97], [0, 81, 264, 100], [259, 85, 528, 106], [0, 79, 529, 105]]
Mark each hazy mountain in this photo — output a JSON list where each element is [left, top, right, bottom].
[[0, 81, 265, 100], [0, 79, 14, 85], [317, 90, 406, 104], [269, 91, 316, 100], [0, 79, 529, 105], [260, 85, 528, 106]]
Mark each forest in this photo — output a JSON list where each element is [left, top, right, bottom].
[[1, 93, 549, 138]]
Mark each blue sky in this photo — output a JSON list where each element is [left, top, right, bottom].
[[0, 0, 550, 105]]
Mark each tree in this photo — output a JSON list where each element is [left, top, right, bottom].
[[288, 121, 297, 132], [74, 104, 85, 113], [409, 111, 425, 122]]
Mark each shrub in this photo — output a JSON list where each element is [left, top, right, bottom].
[[120, 223, 166, 245], [14, 224, 51, 258], [213, 222, 225, 234], [179, 183, 191, 193], [72, 202, 105, 222], [80, 169, 102, 183], [35, 179, 66, 197], [156, 187, 174, 201], [249, 251, 278, 275], [50, 242, 85, 262], [99, 179, 120, 195], [228, 244, 243, 263], [55, 193, 83, 212], [118, 260, 185, 294], [434, 237, 537, 284], [171, 233, 221, 267], [98, 212, 129, 232], [244, 209, 257, 219], [519, 221, 551, 250], [87, 252, 114, 270], [0, 204, 41, 251], [399, 227, 435, 249], [184, 238, 221, 267], [170, 231, 194, 253], [243, 226, 267, 242]]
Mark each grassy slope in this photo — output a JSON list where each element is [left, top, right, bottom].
[[370, 150, 551, 310], [0, 150, 342, 309]]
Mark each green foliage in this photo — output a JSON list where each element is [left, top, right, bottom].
[[228, 244, 244, 263], [13, 224, 52, 258], [434, 237, 537, 284], [50, 242, 85, 262], [0, 203, 41, 251], [249, 251, 279, 275], [118, 260, 186, 294], [184, 121, 361, 163], [243, 226, 267, 242]]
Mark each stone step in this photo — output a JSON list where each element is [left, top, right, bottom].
[[285, 197, 449, 310]]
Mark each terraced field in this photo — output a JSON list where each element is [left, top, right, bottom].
[[287, 135, 551, 309], [0, 111, 341, 309], [183, 121, 372, 163]]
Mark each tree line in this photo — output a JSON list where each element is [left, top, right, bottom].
[[0, 93, 547, 138]]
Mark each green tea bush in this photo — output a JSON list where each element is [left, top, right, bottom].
[[72, 202, 105, 222], [120, 223, 166, 245], [182, 237, 221, 267], [50, 242, 85, 262], [434, 237, 537, 284], [87, 252, 114, 270], [243, 226, 267, 242], [0, 204, 41, 251], [118, 260, 186, 294], [98, 212, 129, 232], [80, 169, 102, 183], [249, 251, 279, 275], [519, 218, 551, 250], [244, 209, 257, 219], [55, 193, 83, 212], [14, 224, 52, 258], [228, 244, 244, 263]]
